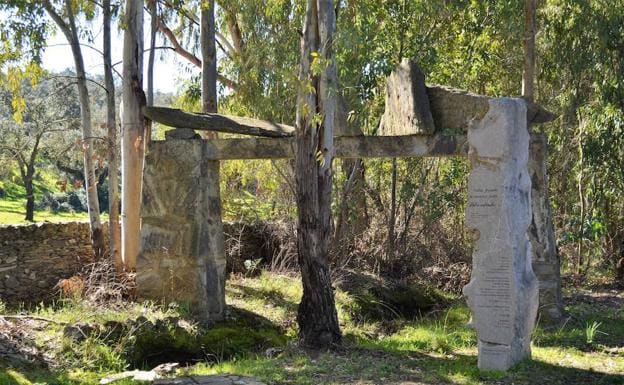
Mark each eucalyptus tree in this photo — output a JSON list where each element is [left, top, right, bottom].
[[41, 0, 104, 257], [103, 0, 122, 269], [295, 0, 341, 348], [121, 0, 145, 270]]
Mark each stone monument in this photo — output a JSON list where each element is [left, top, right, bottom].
[[463, 98, 539, 371]]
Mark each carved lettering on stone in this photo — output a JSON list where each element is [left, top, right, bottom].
[[463, 98, 539, 371]]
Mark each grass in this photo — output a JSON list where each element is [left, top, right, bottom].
[[1, 272, 623, 384], [0, 198, 101, 225], [0, 169, 108, 225]]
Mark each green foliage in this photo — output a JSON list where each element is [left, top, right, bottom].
[[60, 336, 127, 372], [585, 321, 603, 345]]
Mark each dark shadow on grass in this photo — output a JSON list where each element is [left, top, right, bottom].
[[129, 305, 288, 369], [0, 208, 27, 216], [533, 301, 624, 350]]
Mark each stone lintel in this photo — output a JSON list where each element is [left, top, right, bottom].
[[159, 130, 547, 161], [159, 134, 469, 160], [146, 88, 553, 140], [144, 106, 295, 138]]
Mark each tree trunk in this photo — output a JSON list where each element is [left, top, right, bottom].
[[201, 0, 217, 115], [23, 134, 42, 223], [144, 0, 157, 148], [147, 0, 157, 108], [522, 0, 536, 100], [334, 158, 367, 244], [295, 0, 341, 349], [387, 158, 397, 260], [45, 1, 103, 258], [199, 0, 226, 321], [201, 0, 218, 140], [24, 171, 34, 222], [121, 0, 145, 270], [104, 0, 121, 270], [523, 0, 564, 323]]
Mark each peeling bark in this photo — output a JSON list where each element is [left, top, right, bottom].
[[295, 0, 341, 349], [121, 0, 145, 270], [104, 0, 121, 270]]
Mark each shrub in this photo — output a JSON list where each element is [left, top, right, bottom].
[[67, 189, 87, 212], [36, 190, 88, 213]]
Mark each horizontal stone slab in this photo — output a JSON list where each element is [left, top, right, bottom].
[[157, 134, 469, 160], [144, 106, 295, 138], [145, 92, 553, 139], [427, 86, 555, 131], [157, 131, 549, 160]]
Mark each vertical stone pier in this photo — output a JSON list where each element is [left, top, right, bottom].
[[137, 135, 226, 323], [463, 98, 539, 371], [529, 133, 563, 323]]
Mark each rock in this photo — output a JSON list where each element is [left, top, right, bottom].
[[462, 98, 539, 371], [99, 369, 158, 384], [63, 322, 95, 342], [152, 362, 179, 375], [264, 347, 283, 358], [165, 128, 201, 140], [102, 320, 125, 341], [380, 58, 435, 135]]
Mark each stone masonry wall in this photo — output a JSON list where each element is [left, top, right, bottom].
[[0, 222, 102, 304], [0, 220, 287, 306]]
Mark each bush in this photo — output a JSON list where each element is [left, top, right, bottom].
[[36, 190, 88, 213], [37, 192, 70, 213], [67, 189, 87, 212]]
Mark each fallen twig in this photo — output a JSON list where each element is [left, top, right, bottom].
[[0, 314, 67, 325]]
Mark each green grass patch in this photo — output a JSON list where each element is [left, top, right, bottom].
[[0, 198, 104, 224], [2, 273, 624, 384]]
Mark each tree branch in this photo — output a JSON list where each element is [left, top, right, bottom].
[[45, 75, 108, 93], [155, 0, 234, 57], [157, 16, 201, 67], [156, 17, 238, 89]]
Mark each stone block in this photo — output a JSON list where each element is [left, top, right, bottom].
[[138, 138, 226, 323], [380, 58, 435, 135], [463, 98, 539, 371]]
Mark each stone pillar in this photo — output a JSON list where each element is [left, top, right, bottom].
[[463, 98, 539, 371], [529, 133, 563, 324], [137, 135, 226, 323]]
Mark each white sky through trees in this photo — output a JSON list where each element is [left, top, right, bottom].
[[42, 13, 193, 95]]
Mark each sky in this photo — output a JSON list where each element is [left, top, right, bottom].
[[41, 14, 197, 94]]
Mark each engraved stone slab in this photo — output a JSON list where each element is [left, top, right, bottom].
[[463, 98, 539, 371], [137, 137, 226, 323]]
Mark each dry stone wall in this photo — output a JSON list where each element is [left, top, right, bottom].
[[0, 222, 100, 304], [0, 221, 283, 306]]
